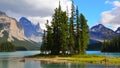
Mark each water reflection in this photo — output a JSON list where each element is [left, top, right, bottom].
[[0, 51, 120, 68], [0, 59, 24, 68], [0, 59, 120, 68], [40, 61, 86, 68], [0, 60, 8, 68]]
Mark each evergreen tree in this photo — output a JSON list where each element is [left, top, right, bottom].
[[46, 20, 53, 53], [0, 42, 15, 52], [40, 1, 90, 55], [68, 2, 75, 54], [50, 1, 69, 55], [51, 5, 61, 55], [60, 11, 69, 55], [75, 6, 82, 54], [40, 30, 47, 53], [80, 14, 89, 54], [101, 36, 120, 52]]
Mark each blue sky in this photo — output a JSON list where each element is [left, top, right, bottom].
[[0, 0, 120, 30], [73, 0, 114, 28]]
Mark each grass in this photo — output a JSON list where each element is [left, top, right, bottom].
[[26, 54, 120, 65]]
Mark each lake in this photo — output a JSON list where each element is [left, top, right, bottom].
[[0, 51, 120, 68]]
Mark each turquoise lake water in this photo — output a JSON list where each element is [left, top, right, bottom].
[[0, 51, 119, 68]]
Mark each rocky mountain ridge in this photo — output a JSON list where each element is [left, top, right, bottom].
[[0, 11, 27, 42], [19, 17, 43, 42], [0, 11, 40, 50], [90, 24, 120, 42]]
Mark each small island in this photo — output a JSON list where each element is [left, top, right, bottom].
[[27, 54, 120, 65], [26, 2, 120, 66]]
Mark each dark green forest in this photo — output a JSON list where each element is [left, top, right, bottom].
[[101, 36, 120, 52], [40, 2, 89, 55], [0, 42, 15, 52]]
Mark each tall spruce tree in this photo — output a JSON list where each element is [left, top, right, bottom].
[[51, 1, 69, 55], [75, 6, 82, 54], [51, 5, 61, 55], [60, 11, 69, 55], [40, 30, 47, 53], [46, 20, 53, 52], [80, 14, 89, 54], [68, 2, 75, 54]]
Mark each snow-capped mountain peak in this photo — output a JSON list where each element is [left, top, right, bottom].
[[90, 24, 116, 41], [90, 24, 105, 32]]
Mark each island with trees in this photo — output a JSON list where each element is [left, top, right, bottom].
[[27, 1, 120, 65], [40, 1, 89, 55]]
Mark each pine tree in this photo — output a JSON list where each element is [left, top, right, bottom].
[[68, 2, 75, 54], [60, 11, 68, 55], [80, 14, 89, 54], [75, 6, 82, 54], [51, 1, 70, 55], [40, 30, 47, 53], [51, 9, 60, 54], [46, 20, 53, 53], [101, 36, 120, 52]]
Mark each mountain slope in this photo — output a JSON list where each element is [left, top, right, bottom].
[[88, 24, 119, 50], [0, 11, 26, 41], [90, 24, 116, 41], [0, 11, 39, 50], [19, 17, 43, 42], [115, 27, 120, 34]]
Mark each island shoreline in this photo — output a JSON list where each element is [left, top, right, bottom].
[[25, 54, 120, 66]]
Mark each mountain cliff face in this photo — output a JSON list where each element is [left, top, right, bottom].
[[0, 11, 39, 50], [0, 11, 26, 41], [19, 17, 43, 42]]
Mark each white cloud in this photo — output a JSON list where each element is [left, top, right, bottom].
[[113, 1, 120, 7], [0, 0, 72, 30], [27, 16, 52, 30], [100, 1, 120, 30], [105, 0, 112, 4]]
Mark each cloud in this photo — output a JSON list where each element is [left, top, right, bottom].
[[100, 1, 120, 30], [113, 1, 120, 7], [0, 0, 71, 29], [27, 16, 52, 30], [105, 0, 112, 4]]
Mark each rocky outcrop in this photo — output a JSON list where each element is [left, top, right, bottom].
[[0, 11, 27, 41], [19, 17, 43, 42]]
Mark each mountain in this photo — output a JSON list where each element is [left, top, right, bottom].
[[0, 11, 26, 41], [88, 24, 119, 50], [0, 11, 39, 50], [19, 17, 43, 42], [90, 24, 116, 41], [115, 27, 120, 34]]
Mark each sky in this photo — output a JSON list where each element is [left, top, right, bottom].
[[0, 0, 120, 30]]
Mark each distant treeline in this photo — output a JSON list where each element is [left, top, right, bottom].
[[0, 42, 15, 52], [87, 42, 102, 51], [101, 36, 120, 52]]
